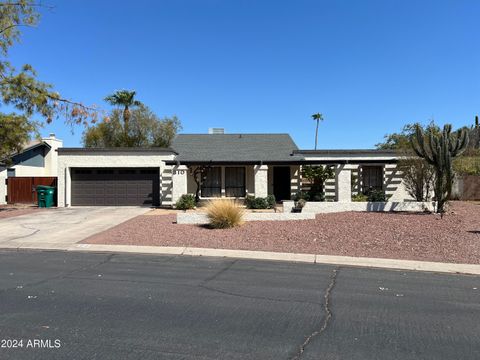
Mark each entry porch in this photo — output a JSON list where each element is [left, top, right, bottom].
[[170, 164, 301, 203], [168, 151, 408, 205]]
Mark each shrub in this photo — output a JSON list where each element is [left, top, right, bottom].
[[293, 191, 310, 201], [310, 192, 325, 202], [175, 194, 196, 210], [294, 191, 325, 202], [367, 189, 389, 202], [205, 200, 245, 229], [352, 190, 389, 202], [352, 193, 368, 202], [265, 195, 276, 208], [454, 154, 480, 175], [245, 195, 276, 209]]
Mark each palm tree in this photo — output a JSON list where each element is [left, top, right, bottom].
[[311, 113, 324, 150], [104, 90, 143, 144]]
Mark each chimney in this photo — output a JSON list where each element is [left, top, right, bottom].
[[208, 128, 225, 134], [49, 133, 56, 139]]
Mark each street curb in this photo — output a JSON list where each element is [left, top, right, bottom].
[[2, 243, 480, 276]]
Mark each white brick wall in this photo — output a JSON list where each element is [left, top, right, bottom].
[[384, 163, 413, 201], [171, 165, 188, 204], [283, 200, 435, 213], [254, 165, 268, 198], [335, 165, 351, 202], [162, 165, 173, 205], [57, 153, 174, 207]]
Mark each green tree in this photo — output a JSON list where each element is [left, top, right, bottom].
[[452, 117, 480, 176], [376, 121, 441, 150], [0, 1, 98, 160], [0, 113, 38, 164], [83, 104, 181, 148], [301, 165, 334, 201], [311, 113, 323, 150], [377, 121, 439, 201], [104, 90, 143, 146], [412, 124, 469, 213]]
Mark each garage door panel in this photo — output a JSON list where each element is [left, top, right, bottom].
[[71, 168, 159, 206]]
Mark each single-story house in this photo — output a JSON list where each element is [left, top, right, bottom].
[[0, 134, 63, 204], [56, 131, 410, 207]]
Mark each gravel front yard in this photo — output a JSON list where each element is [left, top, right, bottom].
[[83, 201, 480, 264]]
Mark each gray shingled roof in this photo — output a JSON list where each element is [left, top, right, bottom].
[[293, 149, 398, 156], [171, 134, 302, 163]]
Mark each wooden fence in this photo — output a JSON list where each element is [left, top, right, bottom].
[[7, 177, 57, 204]]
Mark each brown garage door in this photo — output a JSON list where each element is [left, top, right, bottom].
[[71, 168, 160, 206]]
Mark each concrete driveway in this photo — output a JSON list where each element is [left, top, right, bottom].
[[0, 207, 150, 249]]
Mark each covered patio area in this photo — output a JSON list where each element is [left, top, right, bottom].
[[165, 133, 413, 208], [169, 162, 301, 202]]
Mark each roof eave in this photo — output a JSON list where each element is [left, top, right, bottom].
[[166, 158, 399, 166], [57, 147, 178, 155]]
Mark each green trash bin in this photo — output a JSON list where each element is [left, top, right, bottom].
[[36, 185, 56, 208]]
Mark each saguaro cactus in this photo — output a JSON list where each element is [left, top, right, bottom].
[[411, 124, 469, 213]]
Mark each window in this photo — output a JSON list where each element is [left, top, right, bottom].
[[362, 166, 383, 193], [225, 167, 246, 197], [97, 169, 114, 175], [119, 169, 137, 175], [201, 167, 221, 197], [74, 169, 92, 174], [140, 169, 158, 174]]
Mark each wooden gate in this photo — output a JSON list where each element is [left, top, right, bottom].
[[7, 177, 57, 204]]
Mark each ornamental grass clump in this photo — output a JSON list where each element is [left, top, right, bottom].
[[205, 200, 245, 229]]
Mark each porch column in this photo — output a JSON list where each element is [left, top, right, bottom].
[[335, 164, 351, 202], [172, 165, 188, 204], [64, 167, 71, 207], [57, 164, 68, 207], [0, 171, 6, 205], [221, 166, 226, 197], [254, 165, 268, 198]]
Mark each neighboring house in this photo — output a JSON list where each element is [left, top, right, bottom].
[[56, 131, 410, 207], [0, 134, 63, 205]]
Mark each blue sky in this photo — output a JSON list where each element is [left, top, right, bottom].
[[7, 0, 480, 148]]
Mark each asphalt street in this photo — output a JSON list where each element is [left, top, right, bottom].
[[0, 250, 479, 359]]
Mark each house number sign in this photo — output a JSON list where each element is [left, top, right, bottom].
[[173, 170, 186, 175]]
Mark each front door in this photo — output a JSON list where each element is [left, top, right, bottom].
[[273, 166, 291, 201]]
